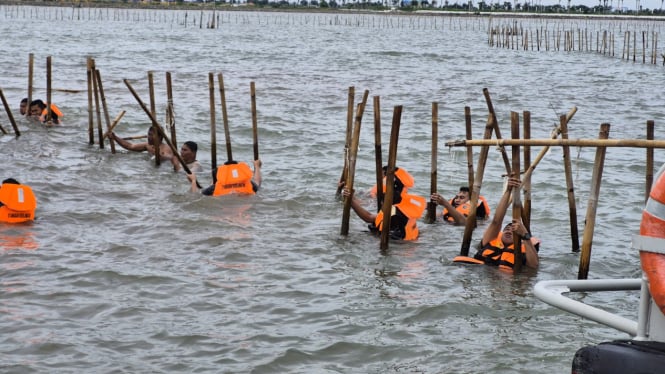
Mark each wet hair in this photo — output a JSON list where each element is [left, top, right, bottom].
[[184, 141, 198, 153], [30, 99, 46, 109], [20, 98, 28, 104], [2, 178, 20, 184], [459, 186, 470, 193]]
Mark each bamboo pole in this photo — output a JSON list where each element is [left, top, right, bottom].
[[522, 110, 531, 231], [373, 95, 383, 213], [341, 100, 367, 236], [464, 106, 474, 190], [578, 123, 610, 280], [91, 69, 104, 149], [483, 88, 512, 175], [86, 57, 94, 144], [425, 102, 438, 224], [511, 112, 523, 273], [446, 138, 665, 148], [459, 114, 494, 256], [0, 88, 20, 136], [209, 73, 218, 176], [101, 110, 126, 140], [46, 56, 52, 123], [95, 69, 115, 153], [147, 71, 159, 166], [646, 120, 654, 202], [166, 72, 176, 149], [250, 81, 259, 161], [337, 86, 355, 197], [560, 113, 580, 253], [217, 73, 232, 164], [27, 53, 33, 118], [380, 105, 403, 251]]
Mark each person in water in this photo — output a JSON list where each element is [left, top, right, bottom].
[[171, 141, 203, 173], [187, 159, 262, 196], [341, 167, 426, 241], [472, 177, 539, 270], [19, 98, 28, 115], [111, 126, 174, 163], [29, 99, 63, 124], [430, 186, 490, 225], [0, 178, 37, 223]]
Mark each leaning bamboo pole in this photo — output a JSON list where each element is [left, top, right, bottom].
[[446, 138, 665, 148], [578, 123, 610, 280], [560, 114, 580, 253]]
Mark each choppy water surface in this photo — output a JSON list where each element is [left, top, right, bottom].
[[1, 6, 664, 373]]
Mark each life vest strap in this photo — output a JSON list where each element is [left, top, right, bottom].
[[633, 234, 665, 255]]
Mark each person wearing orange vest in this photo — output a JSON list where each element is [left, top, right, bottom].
[[430, 186, 490, 225], [341, 167, 426, 241], [0, 178, 37, 223], [188, 159, 262, 196], [29, 99, 63, 125], [472, 177, 539, 270]]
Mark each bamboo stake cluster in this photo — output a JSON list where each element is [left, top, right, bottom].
[[488, 19, 664, 65]]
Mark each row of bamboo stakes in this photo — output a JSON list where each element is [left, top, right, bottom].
[[338, 85, 663, 277], [489, 22, 663, 65], [0, 5, 489, 31]]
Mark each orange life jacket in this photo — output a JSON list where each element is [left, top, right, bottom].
[[476, 232, 540, 270], [212, 163, 255, 196], [41, 104, 63, 122], [0, 183, 37, 223], [442, 195, 491, 222], [373, 193, 426, 241]]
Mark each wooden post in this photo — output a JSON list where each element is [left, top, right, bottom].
[[483, 88, 511, 175], [578, 123, 610, 280], [425, 102, 438, 224], [373, 95, 383, 212], [0, 88, 20, 136], [92, 69, 104, 149], [646, 120, 654, 202], [217, 73, 232, 164], [380, 105, 403, 251], [166, 72, 176, 149], [86, 57, 94, 144], [337, 86, 355, 196], [464, 106, 474, 189], [26, 53, 33, 119], [341, 99, 368, 236], [522, 110, 531, 230], [46, 56, 52, 123], [209, 73, 218, 175], [511, 112, 523, 273], [96, 69, 115, 153], [147, 71, 160, 166], [250, 81, 259, 161], [459, 113, 493, 256], [560, 114, 580, 252]]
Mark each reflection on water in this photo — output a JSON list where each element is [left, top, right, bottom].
[[0, 5, 664, 373]]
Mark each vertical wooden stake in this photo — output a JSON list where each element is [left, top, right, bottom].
[[578, 124, 610, 280], [337, 86, 355, 196], [511, 112, 523, 273], [380, 105, 403, 251], [91, 69, 104, 149], [464, 106, 474, 189], [217, 73, 233, 164], [250, 81, 259, 161], [95, 69, 115, 153], [86, 57, 94, 144], [425, 102, 438, 224], [341, 98, 368, 236], [373, 95, 383, 212], [560, 114, 580, 253], [209, 73, 217, 175], [27, 53, 33, 118], [522, 110, 531, 231], [46, 56, 52, 123], [166, 72, 177, 149]]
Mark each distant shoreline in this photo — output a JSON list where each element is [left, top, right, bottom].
[[0, 0, 662, 21]]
